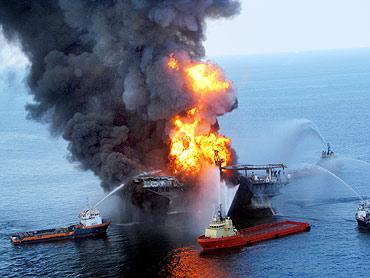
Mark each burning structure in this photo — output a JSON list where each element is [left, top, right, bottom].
[[125, 175, 186, 215], [224, 164, 290, 227], [0, 1, 241, 216]]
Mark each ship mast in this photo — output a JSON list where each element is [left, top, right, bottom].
[[214, 150, 226, 220]]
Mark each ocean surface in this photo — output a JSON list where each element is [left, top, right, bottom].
[[1, 48, 370, 277]]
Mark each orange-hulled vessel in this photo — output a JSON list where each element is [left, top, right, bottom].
[[197, 205, 310, 251], [10, 208, 110, 245]]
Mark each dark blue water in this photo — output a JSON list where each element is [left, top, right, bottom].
[[1, 49, 370, 277]]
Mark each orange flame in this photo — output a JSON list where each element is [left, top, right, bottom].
[[167, 54, 233, 176], [169, 110, 232, 175], [184, 63, 230, 95], [167, 53, 179, 70]]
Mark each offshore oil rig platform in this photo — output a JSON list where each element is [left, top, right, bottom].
[[118, 157, 291, 226], [122, 174, 188, 217], [222, 163, 289, 197], [221, 163, 290, 227]]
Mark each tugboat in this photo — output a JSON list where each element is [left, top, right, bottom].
[[356, 201, 370, 229], [197, 204, 311, 251], [321, 143, 336, 160], [10, 208, 110, 245]]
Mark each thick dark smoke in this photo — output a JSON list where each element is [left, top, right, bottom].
[[0, 0, 240, 190]]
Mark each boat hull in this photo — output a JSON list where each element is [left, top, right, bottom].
[[357, 219, 370, 230], [197, 220, 310, 251], [73, 222, 110, 237], [10, 221, 110, 245]]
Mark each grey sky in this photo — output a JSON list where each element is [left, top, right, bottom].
[[1, 0, 370, 67], [205, 0, 370, 56]]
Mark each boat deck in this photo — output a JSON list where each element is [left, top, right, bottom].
[[239, 221, 308, 237], [12, 227, 71, 240], [198, 220, 310, 250]]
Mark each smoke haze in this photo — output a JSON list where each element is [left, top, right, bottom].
[[0, 1, 240, 190]]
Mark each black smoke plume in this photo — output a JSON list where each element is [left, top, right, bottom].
[[0, 0, 240, 190]]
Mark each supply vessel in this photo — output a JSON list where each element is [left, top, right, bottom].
[[10, 208, 110, 245], [356, 200, 370, 229], [197, 204, 310, 251]]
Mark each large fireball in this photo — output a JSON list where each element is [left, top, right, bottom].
[[185, 63, 230, 95], [167, 54, 234, 177]]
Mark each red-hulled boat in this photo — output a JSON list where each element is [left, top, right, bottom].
[[10, 208, 110, 245], [197, 205, 310, 251]]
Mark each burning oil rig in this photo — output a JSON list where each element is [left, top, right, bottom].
[[222, 164, 290, 227], [121, 174, 190, 218], [119, 161, 290, 228]]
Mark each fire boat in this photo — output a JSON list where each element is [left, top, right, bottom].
[[10, 208, 110, 245], [197, 204, 311, 251], [356, 200, 370, 230], [321, 143, 336, 160]]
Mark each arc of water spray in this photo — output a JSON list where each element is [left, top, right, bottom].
[[337, 156, 370, 170], [288, 119, 327, 147], [302, 120, 327, 147], [93, 170, 162, 208], [290, 164, 363, 201]]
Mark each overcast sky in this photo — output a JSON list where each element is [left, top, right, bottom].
[[1, 0, 370, 68], [205, 0, 370, 56]]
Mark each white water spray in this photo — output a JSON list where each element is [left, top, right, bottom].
[[286, 119, 327, 147], [291, 164, 363, 201], [338, 157, 370, 170], [218, 180, 239, 213], [94, 183, 127, 208], [315, 165, 363, 200], [197, 166, 238, 222], [94, 170, 162, 208]]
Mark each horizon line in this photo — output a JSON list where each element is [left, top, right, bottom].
[[205, 46, 370, 59]]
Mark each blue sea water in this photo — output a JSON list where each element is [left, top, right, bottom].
[[1, 48, 370, 277]]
